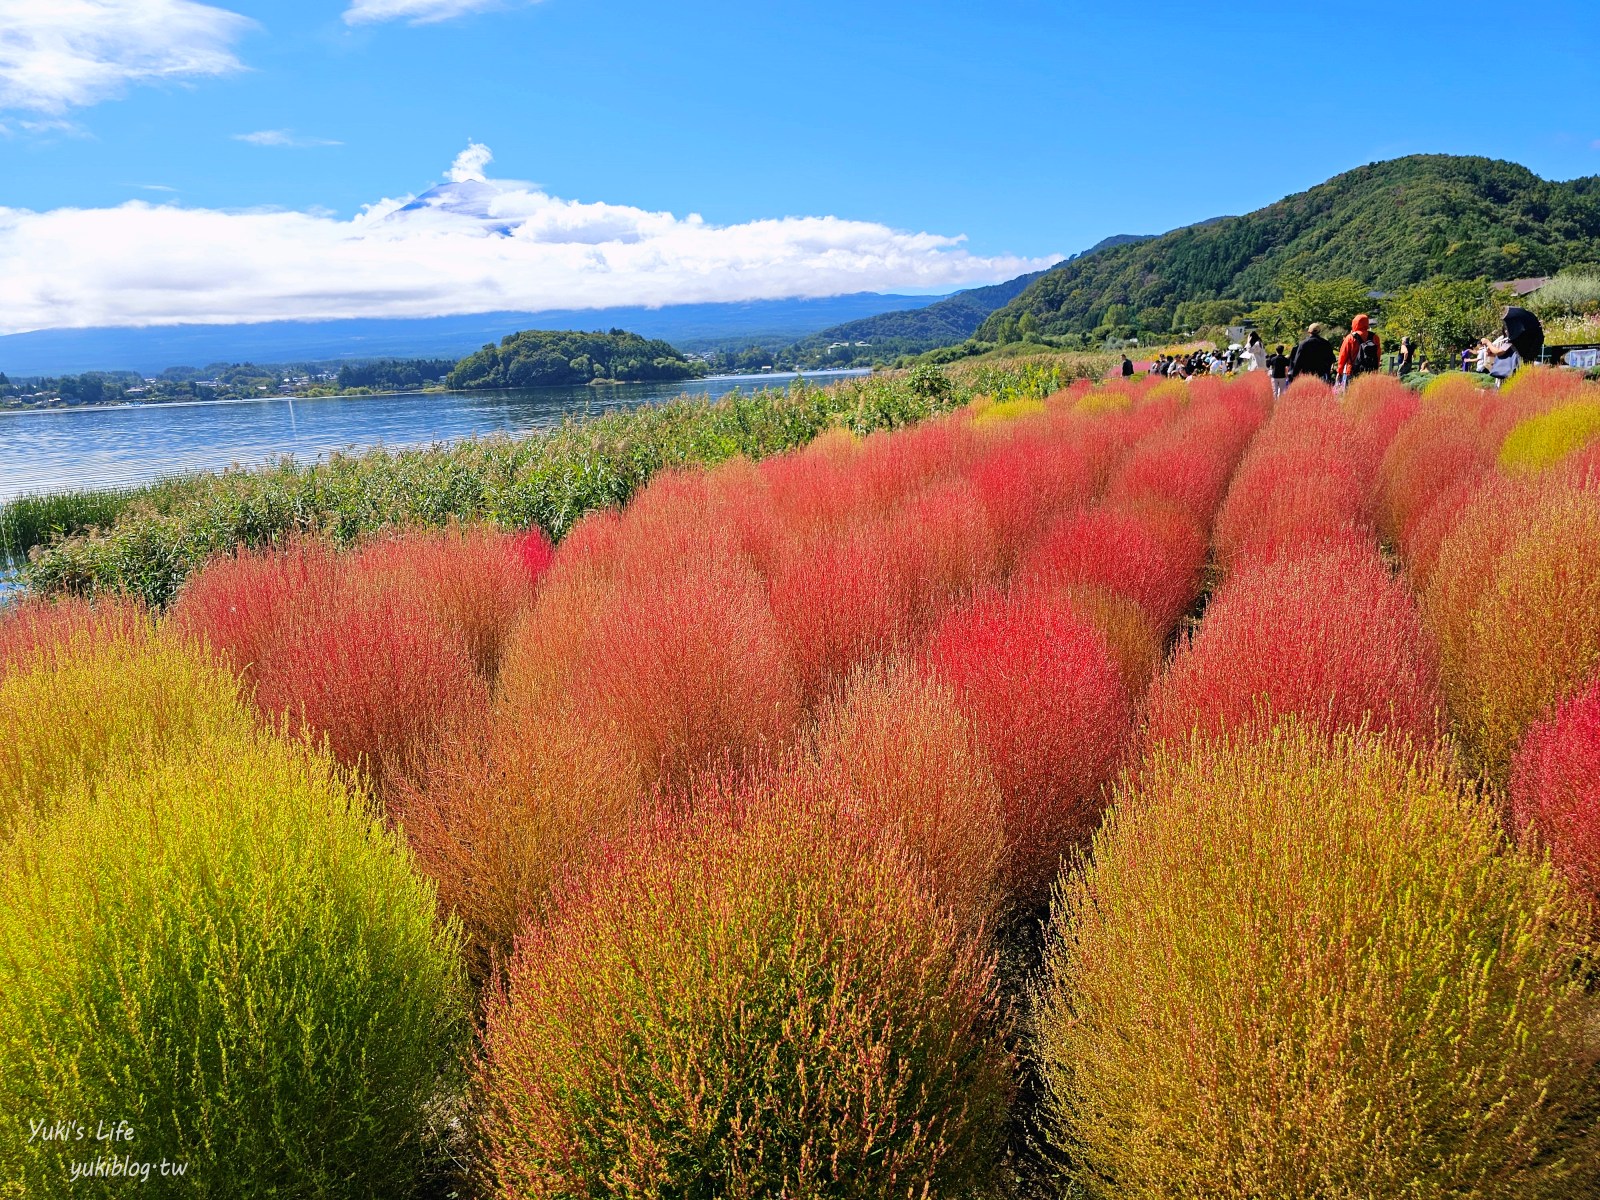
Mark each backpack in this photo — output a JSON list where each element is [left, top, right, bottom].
[[1352, 333, 1380, 376]]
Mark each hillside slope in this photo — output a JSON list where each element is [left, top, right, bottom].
[[793, 235, 1151, 364], [978, 156, 1600, 339]]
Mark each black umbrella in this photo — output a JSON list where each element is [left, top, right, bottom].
[[1503, 306, 1545, 361]]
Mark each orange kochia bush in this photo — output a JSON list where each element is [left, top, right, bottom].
[[1424, 477, 1600, 784], [476, 779, 1013, 1200]]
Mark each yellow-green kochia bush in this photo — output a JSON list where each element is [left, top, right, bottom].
[[1500, 400, 1600, 474], [0, 728, 469, 1198], [1036, 722, 1600, 1200], [0, 621, 250, 840]]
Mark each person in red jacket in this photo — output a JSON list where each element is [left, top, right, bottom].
[[1336, 313, 1382, 390]]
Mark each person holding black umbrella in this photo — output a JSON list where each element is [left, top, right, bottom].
[[1486, 305, 1545, 383]]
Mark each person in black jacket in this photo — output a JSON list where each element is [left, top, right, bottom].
[[1288, 323, 1335, 384], [1121, 354, 1134, 378]]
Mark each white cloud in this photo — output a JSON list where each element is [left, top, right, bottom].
[[0, 145, 1059, 334], [0, 0, 253, 115], [234, 129, 343, 147], [448, 141, 492, 182], [344, 0, 532, 25]]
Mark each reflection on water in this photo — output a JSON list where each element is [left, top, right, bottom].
[[0, 371, 869, 504]]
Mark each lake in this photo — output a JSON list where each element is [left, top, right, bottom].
[[0, 370, 871, 505]]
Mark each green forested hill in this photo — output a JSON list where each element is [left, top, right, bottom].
[[976, 156, 1600, 340], [790, 236, 1151, 365], [447, 328, 705, 389]]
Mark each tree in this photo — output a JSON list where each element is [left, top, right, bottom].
[[1249, 275, 1374, 342], [1136, 306, 1171, 333], [1380, 278, 1509, 360]]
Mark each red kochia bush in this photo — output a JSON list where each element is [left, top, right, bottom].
[[927, 589, 1132, 906], [1016, 502, 1205, 636], [1211, 392, 1377, 572], [1512, 675, 1600, 915], [964, 430, 1098, 572], [251, 584, 486, 791], [1103, 389, 1265, 529], [477, 781, 1012, 1199], [767, 518, 920, 708], [168, 538, 337, 677], [346, 526, 550, 679], [171, 536, 494, 790], [1143, 543, 1444, 750]]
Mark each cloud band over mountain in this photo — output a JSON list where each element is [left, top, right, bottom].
[[0, 146, 1057, 334]]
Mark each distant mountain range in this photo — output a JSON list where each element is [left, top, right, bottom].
[[0, 293, 946, 377], [977, 155, 1600, 340], [789, 236, 1152, 365]]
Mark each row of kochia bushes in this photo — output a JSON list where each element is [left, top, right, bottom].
[[2, 368, 1599, 1197]]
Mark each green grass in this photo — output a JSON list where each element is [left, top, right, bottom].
[[21, 359, 1108, 607], [1, 489, 138, 567]]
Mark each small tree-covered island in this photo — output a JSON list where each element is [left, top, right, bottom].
[[446, 328, 707, 389]]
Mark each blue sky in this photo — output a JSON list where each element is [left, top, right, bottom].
[[2, 0, 1599, 332]]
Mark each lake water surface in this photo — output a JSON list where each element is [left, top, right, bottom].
[[0, 370, 870, 505]]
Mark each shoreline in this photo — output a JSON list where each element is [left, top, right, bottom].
[[0, 368, 873, 417]]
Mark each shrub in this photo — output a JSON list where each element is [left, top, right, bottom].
[[575, 535, 802, 794], [167, 537, 338, 679], [888, 477, 999, 624], [1345, 372, 1420, 461], [1103, 391, 1264, 529], [1512, 674, 1600, 917], [804, 657, 1007, 929], [1103, 444, 1232, 532], [1046, 583, 1163, 700], [1212, 449, 1372, 569], [1500, 400, 1600, 475], [1037, 723, 1600, 1199], [1016, 502, 1205, 636], [0, 728, 469, 1198], [346, 526, 550, 680], [767, 519, 921, 709], [1143, 543, 1443, 749], [0, 626, 249, 839], [1377, 414, 1491, 550], [973, 397, 1046, 424], [477, 780, 1012, 1200], [494, 508, 621, 719], [963, 431, 1098, 572], [927, 588, 1132, 906], [0, 594, 148, 676], [1211, 396, 1376, 571], [251, 584, 488, 793], [394, 703, 639, 984], [1426, 480, 1600, 783], [854, 417, 976, 510], [1500, 363, 1587, 406]]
